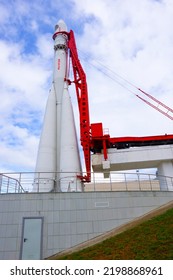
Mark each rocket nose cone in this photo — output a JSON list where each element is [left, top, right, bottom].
[[55, 19, 68, 32]]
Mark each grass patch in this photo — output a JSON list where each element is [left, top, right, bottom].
[[54, 207, 173, 260]]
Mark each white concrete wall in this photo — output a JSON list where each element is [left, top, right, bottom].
[[0, 191, 173, 259], [158, 161, 173, 191]]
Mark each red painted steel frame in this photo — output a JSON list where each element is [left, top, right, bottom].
[[67, 30, 91, 182], [55, 30, 173, 183], [91, 123, 173, 161]]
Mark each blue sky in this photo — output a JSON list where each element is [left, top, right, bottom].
[[0, 0, 173, 173]]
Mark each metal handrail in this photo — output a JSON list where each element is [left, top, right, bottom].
[[0, 171, 172, 193], [0, 173, 25, 193]]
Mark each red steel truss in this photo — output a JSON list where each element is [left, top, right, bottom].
[[58, 30, 173, 183]]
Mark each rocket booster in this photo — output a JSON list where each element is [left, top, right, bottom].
[[34, 20, 83, 192]]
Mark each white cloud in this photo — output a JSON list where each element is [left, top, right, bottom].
[[0, 39, 51, 172], [72, 0, 173, 137], [0, 3, 9, 24], [36, 33, 53, 59]]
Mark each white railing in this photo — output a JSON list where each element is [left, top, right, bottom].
[[0, 173, 25, 193], [0, 171, 173, 193]]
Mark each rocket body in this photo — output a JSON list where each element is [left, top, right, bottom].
[[34, 20, 83, 192]]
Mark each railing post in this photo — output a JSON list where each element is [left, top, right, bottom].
[[136, 170, 141, 190], [124, 173, 127, 191], [15, 180, 17, 193], [171, 177, 173, 191], [165, 175, 168, 191], [93, 172, 96, 192], [75, 172, 77, 192], [38, 172, 40, 192], [110, 173, 112, 191], [149, 174, 152, 191], [7, 177, 9, 193], [19, 173, 22, 192]]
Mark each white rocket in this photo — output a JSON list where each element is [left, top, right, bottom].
[[34, 20, 83, 192]]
